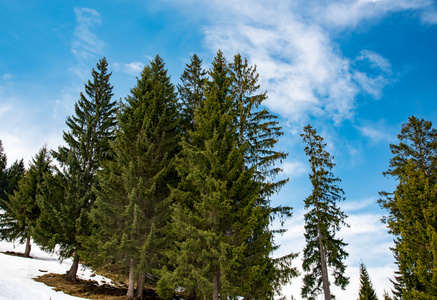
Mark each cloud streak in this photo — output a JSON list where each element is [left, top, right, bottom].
[[199, 0, 396, 124], [72, 8, 105, 60]]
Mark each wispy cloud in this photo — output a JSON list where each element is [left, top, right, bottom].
[[2, 74, 13, 80], [122, 62, 145, 76], [282, 160, 307, 178], [357, 119, 397, 144], [198, 0, 397, 124], [72, 8, 105, 60], [313, 0, 436, 27]]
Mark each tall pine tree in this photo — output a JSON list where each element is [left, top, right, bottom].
[[89, 55, 180, 299], [301, 124, 349, 300], [379, 116, 437, 299], [157, 51, 297, 300], [34, 57, 117, 282]]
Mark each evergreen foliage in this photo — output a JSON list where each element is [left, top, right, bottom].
[[89, 55, 180, 299], [157, 51, 297, 300], [379, 116, 437, 299], [0, 147, 52, 257], [0, 140, 7, 204], [178, 53, 207, 133], [34, 57, 117, 281], [358, 262, 378, 300], [301, 124, 349, 300]]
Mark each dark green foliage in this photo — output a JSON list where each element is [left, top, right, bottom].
[[89, 55, 180, 295], [301, 124, 349, 300], [34, 57, 117, 281], [0, 147, 53, 256], [0, 141, 7, 203], [358, 262, 378, 300], [379, 116, 437, 299], [157, 51, 297, 300], [178, 53, 207, 133]]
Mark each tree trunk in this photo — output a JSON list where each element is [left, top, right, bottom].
[[316, 201, 331, 300], [137, 271, 145, 299], [213, 272, 220, 300], [188, 289, 197, 300], [127, 260, 135, 299], [66, 254, 79, 282], [24, 235, 31, 257]]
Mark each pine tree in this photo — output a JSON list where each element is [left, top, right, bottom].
[[157, 51, 297, 300], [379, 116, 437, 299], [34, 57, 117, 282], [301, 124, 349, 300], [358, 262, 378, 300], [229, 53, 296, 298], [89, 55, 180, 299], [157, 51, 246, 300], [178, 53, 207, 133], [0, 147, 53, 257]]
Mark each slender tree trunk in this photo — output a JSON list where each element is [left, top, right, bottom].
[[213, 272, 220, 300], [316, 201, 331, 300], [137, 271, 145, 299], [24, 235, 31, 257], [66, 253, 79, 282], [127, 260, 135, 299]]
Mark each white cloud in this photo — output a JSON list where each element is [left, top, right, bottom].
[[341, 197, 376, 212], [314, 0, 435, 27], [2, 74, 13, 80], [72, 8, 105, 60], [123, 62, 145, 76], [357, 120, 397, 144], [198, 0, 397, 124], [282, 160, 307, 178]]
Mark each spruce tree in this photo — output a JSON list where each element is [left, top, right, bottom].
[[157, 51, 297, 300], [178, 53, 207, 133], [229, 53, 296, 298], [34, 57, 117, 282], [89, 55, 180, 299], [0, 147, 52, 257], [379, 116, 437, 299], [301, 124, 349, 300], [358, 262, 378, 300]]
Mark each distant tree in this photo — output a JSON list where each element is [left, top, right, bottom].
[[379, 116, 437, 299], [382, 290, 392, 300], [358, 261, 378, 300], [0, 147, 52, 257], [301, 124, 349, 300], [34, 57, 117, 282], [89, 55, 180, 299]]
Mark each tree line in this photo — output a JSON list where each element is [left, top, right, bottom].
[[0, 51, 435, 300]]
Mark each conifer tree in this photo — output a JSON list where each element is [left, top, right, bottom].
[[89, 55, 180, 299], [157, 51, 297, 300], [34, 57, 117, 282], [229, 53, 296, 298], [0, 147, 52, 257], [178, 53, 207, 133], [301, 124, 349, 300], [358, 262, 378, 300], [379, 116, 437, 298]]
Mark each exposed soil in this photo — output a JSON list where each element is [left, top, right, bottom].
[[2, 251, 176, 300]]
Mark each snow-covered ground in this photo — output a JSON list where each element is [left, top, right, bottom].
[[0, 240, 112, 300]]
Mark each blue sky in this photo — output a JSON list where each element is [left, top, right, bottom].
[[1, 1, 437, 299]]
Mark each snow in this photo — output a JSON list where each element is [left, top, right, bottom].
[[0, 240, 113, 300]]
